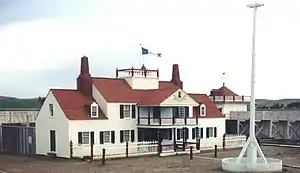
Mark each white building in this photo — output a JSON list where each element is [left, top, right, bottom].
[[35, 56, 226, 158], [209, 83, 250, 134]]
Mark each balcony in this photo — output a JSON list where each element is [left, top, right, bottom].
[[209, 95, 250, 103], [138, 117, 198, 126]]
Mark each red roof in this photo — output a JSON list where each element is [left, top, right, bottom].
[[51, 89, 107, 120], [92, 77, 179, 105], [189, 94, 224, 118], [211, 86, 238, 96]]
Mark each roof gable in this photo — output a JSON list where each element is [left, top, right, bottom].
[[160, 89, 198, 106], [189, 93, 224, 118], [51, 89, 107, 120], [211, 86, 238, 96]]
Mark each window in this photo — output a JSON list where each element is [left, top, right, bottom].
[[200, 105, 206, 116], [124, 130, 130, 142], [120, 130, 135, 143], [78, 132, 90, 144], [120, 105, 135, 119], [123, 105, 131, 118], [91, 106, 98, 117], [206, 127, 214, 138], [178, 107, 185, 118], [100, 131, 115, 144], [49, 104, 53, 116], [103, 131, 110, 143], [192, 127, 200, 139]]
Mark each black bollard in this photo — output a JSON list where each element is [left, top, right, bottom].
[[102, 148, 106, 165], [214, 145, 217, 158]]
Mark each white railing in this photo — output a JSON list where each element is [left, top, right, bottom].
[[224, 134, 247, 149], [199, 134, 246, 150], [72, 135, 246, 159], [210, 96, 251, 102], [72, 141, 158, 159], [138, 118, 197, 126]]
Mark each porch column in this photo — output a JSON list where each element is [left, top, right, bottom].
[[172, 107, 175, 125], [173, 128, 176, 151], [137, 107, 140, 125], [147, 107, 150, 125]]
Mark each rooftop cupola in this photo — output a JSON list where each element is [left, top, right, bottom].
[[116, 65, 159, 90]]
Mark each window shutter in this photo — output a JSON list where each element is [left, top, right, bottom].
[[131, 105, 136, 119], [206, 127, 209, 138], [120, 130, 124, 143], [90, 132, 94, 144], [200, 128, 203, 139], [177, 129, 180, 140], [111, 131, 115, 144], [214, 127, 217, 137], [78, 132, 82, 144], [131, 130, 135, 142], [185, 107, 189, 117], [120, 105, 124, 119], [100, 132, 104, 144], [185, 128, 189, 140], [192, 128, 195, 139]]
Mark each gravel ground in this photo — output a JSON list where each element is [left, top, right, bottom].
[[1, 146, 300, 173]]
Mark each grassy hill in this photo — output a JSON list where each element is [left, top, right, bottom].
[[0, 97, 43, 109]]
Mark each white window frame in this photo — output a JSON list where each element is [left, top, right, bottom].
[[123, 130, 130, 142], [103, 131, 110, 143], [123, 105, 131, 118], [82, 132, 90, 144], [200, 104, 206, 116], [49, 104, 54, 116], [90, 102, 98, 118], [178, 107, 185, 118], [207, 127, 214, 138]]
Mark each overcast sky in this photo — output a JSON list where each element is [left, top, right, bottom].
[[0, 0, 299, 99]]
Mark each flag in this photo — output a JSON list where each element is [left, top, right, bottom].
[[141, 45, 162, 57]]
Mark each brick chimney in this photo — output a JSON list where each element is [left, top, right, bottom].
[[77, 56, 92, 96], [171, 64, 183, 89]]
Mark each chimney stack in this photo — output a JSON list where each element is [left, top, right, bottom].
[[77, 56, 92, 96], [171, 64, 183, 89]]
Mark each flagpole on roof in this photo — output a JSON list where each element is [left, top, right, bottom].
[[140, 44, 145, 66]]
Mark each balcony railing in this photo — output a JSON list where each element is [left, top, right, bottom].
[[209, 95, 250, 102], [137, 117, 198, 126]]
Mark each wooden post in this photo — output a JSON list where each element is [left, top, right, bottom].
[[70, 140, 73, 159], [126, 141, 129, 158], [189, 146, 193, 160], [102, 148, 106, 165], [222, 133, 226, 150], [214, 145, 217, 158], [157, 139, 162, 155], [90, 142, 94, 163]]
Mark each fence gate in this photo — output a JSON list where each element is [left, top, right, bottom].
[[0, 124, 36, 155]]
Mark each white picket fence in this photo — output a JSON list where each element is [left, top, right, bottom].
[[73, 141, 158, 159], [72, 135, 246, 159]]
